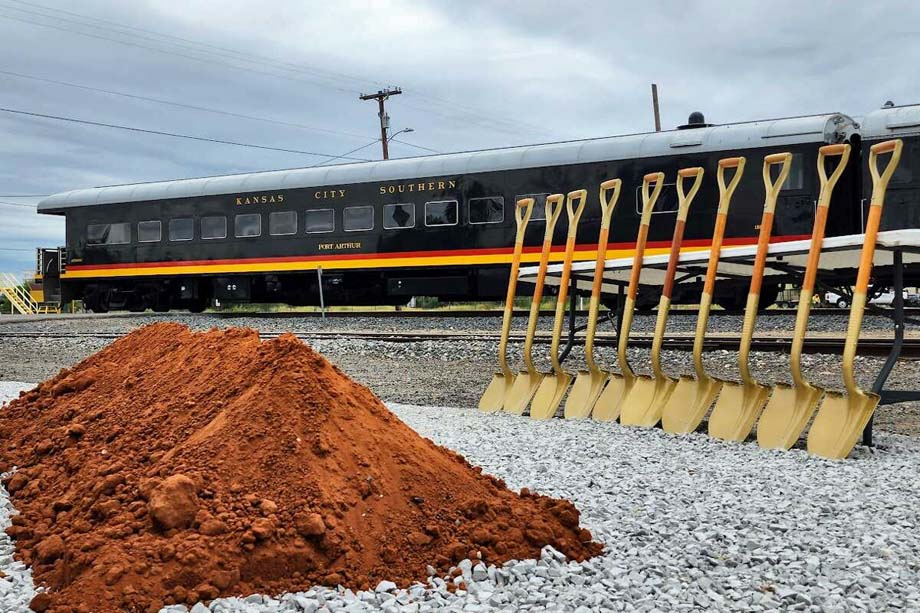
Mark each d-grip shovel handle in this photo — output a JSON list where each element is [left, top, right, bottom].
[[599, 179, 621, 230], [704, 157, 746, 295], [514, 197, 535, 244]]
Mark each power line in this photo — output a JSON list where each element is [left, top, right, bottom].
[[313, 140, 383, 167], [0, 193, 47, 197], [390, 138, 440, 154], [0, 247, 36, 251], [0, 107, 375, 161], [0, 1, 552, 138], [4, 0, 381, 90], [0, 69, 375, 142], [0, 199, 38, 208]]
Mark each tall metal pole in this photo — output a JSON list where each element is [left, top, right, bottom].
[[651, 83, 661, 132], [360, 87, 402, 160]]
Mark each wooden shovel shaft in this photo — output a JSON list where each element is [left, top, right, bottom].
[[694, 156, 746, 378], [790, 144, 851, 387], [619, 173, 664, 376], [841, 139, 903, 393], [522, 195, 564, 374], [497, 199, 535, 378], [739, 153, 792, 383], [585, 180, 622, 373], [549, 190, 587, 375]]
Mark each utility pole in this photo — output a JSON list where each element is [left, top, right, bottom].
[[651, 83, 662, 132], [360, 87, 402, 160]]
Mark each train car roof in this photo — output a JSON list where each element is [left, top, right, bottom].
[[861, 103, 920, 140], [38, 112, 856, 213]]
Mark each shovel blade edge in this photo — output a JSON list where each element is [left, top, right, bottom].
[[479, 372, 514, 413], [757, 383, 823, 450], [708, 381, 770, 441], [592, 374, 632, 422], [503, 371, 543, 416], [807, 390, 879, 459], [662, 376, 722, 434], [564, 371, 607, 419], [530, 373, 573, 420]]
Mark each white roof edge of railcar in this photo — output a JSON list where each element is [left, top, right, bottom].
[[861, 103, 920, 139], [38, 112, 857, 212]]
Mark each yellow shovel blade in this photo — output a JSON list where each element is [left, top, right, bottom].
[[661, 375, 722, 434], [807, 390, 879, 459], [564, 370, 608, 419], [478, 372, 515, 413], [592, 374, 633, 421], [756, 382, 823, 450], [708, 380, 770, 441], [620, 376, 676, 427], [530, 372, 574, 420], [503, 371, 543, 416]]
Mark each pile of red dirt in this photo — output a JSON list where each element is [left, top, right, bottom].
[[0, 323, 601, 613]]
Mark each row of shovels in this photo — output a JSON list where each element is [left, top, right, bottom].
[[479, 139, 903, 460]]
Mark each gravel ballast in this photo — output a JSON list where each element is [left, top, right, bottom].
[[4, 381, 920, 612]]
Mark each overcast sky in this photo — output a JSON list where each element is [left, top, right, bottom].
[[0, 0, 916, 272]]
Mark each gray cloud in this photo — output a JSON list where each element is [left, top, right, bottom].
[[0, 0, 915, 272]]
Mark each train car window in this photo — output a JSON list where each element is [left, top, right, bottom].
[[168, 218, 194, 241], [634, 184, 678, 214], [383, 203, 415, 229], [137, 220, 161, 243], [469, 197, 504, 224], [201, 216, 227, 240], [425, 200, 458, 226], [234, 213, 262, 238], [305, 209, 334, 233], [86, 222, 130, 245], [344, 206, 374, 232], [269, 211, 298, 236], [515, 193, 550, 221]]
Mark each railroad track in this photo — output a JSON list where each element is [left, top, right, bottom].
[[2, 330, 917, 357]]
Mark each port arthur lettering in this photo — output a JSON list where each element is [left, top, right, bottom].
[[379, 179, 456, 195], [235, 193, 284, 206]]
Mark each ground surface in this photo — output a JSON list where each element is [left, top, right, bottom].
[[2, 382, 920, 612], [1, 312, 918, 436]]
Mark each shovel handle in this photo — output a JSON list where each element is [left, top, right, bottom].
[[717, 157, 746, 215], [868, 139, 904, 207], [676, 167, 704, 222], [762, 152, 792, 213], [599, 179, 622, 230], [514, 198, 535, 243], [640, 172, 665, 226], [816, 143, 852, 209], [565, 189, 588, 239], [542, 194, 565, 241]]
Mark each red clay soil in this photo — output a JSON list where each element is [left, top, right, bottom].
[[0, 323, 601, 613]]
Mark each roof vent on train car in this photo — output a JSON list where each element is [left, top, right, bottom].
[[677, 111, 712, 130], [883, 100, 895, 108]]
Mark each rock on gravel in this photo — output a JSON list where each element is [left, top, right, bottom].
[[4, 383, 920, 612]]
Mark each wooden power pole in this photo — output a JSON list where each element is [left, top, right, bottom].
[[360, 87, 402, 160]]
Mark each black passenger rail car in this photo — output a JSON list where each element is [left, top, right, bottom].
[[39, 111, 877, 313]]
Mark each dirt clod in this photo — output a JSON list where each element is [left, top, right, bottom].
[[0, 323, 601, 612]]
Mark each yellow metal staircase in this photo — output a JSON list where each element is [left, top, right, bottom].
[[1, 272, 58, 314]]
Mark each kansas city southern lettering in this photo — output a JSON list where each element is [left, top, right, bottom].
[[379, 179, 456, 195], [236, 193, 284, 205]]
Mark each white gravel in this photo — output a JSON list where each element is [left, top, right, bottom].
[[3, 382, 920, 612]]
